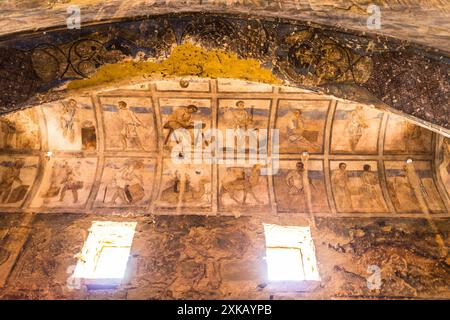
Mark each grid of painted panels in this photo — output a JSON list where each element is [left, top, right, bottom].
[[0, 78, 448, 217]]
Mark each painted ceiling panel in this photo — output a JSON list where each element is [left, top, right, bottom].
[[0, 78, 448, 216]]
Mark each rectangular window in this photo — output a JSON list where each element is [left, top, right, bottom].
[[266, 247, 304, 281], [263, 224, 320, 282], [73, 221, 137, 289]]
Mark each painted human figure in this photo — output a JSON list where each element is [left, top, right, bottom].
[[287, 109, 305, 142], [164, 105, 198, 140], [360, 164, 384, 209], [41, 162, 59, 201], [231, 100, 253, 130], [226, 100, 258, 152], [286, 109, 320, 148], [163, 105, 203, 146], [109, 161, 144, 204], [159, 169, 193, 204], [332, 162, 354, 211], [0, 159, 24, 203], [117, 101, 145, 150], [404, 121, 422, 152], [285, 161, 312, 195], [389, 175, 417, 211], [441, 138, 450, 172], [346, 106, 368, 151], [60, 99, 78, 143], [58, 161, 83, 203], [173, 170, 191, 193], [285, 161, 313, 212]]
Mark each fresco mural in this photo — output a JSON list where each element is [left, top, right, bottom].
[[274, 160, 329, 213], [316, 218, 450, 299], [0, 157, 39, 208], [0, 7, 448, 301], [384, 115, 433, 154], [218, 99, 270, 153], [156, 160, 212, 212], [0, 79, 446, 216], [218, 163, 270, 214], [30, 157, 97, 209], [0, 109, 39, 151], [276, 100, 329, 154], [438, 137, 450, 197], [1, 214, 449, 299], [2, 214, 87, 298], [385, 161, 421, 214], [160, 98, 211, 150], [331, 102, 383, 155], [0, 214, 31, 289], [100, 97, 157, 152], [42, 97, 97, 152], [385, 161, 446, 214], [330, 161, 388, 213], [94, 158, 156, 208], [412, 161, 445, 213]]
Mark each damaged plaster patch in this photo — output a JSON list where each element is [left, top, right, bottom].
[[67, 43, 281, 90]]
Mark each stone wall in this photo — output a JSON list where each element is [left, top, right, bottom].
[[0, 1, 449, 53], [0, 213, 448, 299]]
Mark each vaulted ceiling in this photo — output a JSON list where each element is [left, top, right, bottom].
[[0, 1, 449, 301], [1, 1, 449, 52], [1, 78, 448, 217], [0, 10, 449, 132]]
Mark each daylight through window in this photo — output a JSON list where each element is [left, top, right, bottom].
[[263, 224, 320, 281], [73, 221, 137, 282]]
